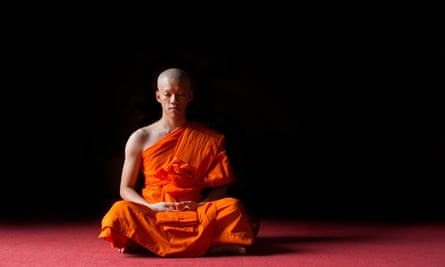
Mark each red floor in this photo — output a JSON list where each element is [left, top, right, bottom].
[[1, 218, 445, 267]]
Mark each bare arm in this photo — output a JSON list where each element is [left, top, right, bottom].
[[119, 130, 150, 207], [119, 129, 189, 212]]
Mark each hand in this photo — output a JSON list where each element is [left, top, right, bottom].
[[148, 201, 194, 212], [177, 201, 204, 211]]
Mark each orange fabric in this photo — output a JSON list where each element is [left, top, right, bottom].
[[98, 122, 256, 257]]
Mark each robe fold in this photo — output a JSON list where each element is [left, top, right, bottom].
[[98, 122, 256, 257]]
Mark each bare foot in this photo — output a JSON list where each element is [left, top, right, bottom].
[[206, 245, 247, 255], [117, 245, 145, 254]]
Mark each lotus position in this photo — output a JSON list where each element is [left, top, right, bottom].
[[98, 67, 259, 257]]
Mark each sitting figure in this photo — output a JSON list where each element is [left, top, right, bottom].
[[98, 67, 259, 257]]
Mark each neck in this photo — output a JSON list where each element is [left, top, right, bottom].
[[158, 118, 187, 132]]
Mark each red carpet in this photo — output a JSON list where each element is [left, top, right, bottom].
[[1, 218, 445, 267]]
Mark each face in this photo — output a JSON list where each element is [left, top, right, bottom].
[[156, 77, 193, 117]]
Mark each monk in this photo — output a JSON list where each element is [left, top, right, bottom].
[[98, 67, 259, 257]]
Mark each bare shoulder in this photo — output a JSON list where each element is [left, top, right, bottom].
[[126, 125, 153, 148], [129, 125, 150, 140], [127, 123, 167, 151]]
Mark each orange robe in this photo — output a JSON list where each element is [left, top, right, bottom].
[[98, 122, 256, 257]]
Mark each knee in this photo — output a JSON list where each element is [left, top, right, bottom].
[[222, 197, 245, 210], [111, 200, 132, 209], [109, 200, 137, 213]]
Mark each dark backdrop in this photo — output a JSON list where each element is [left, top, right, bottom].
[[2, 7, 444, 221]]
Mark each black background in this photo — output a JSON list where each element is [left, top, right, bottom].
[[2, 5, 444, 222]]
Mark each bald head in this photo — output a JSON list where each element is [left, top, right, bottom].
[[156, 68, 192, 91]]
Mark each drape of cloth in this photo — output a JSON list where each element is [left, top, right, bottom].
[[98, 122, 256, 257]]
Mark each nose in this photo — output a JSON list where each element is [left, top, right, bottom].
[[170, 94, 179, 103], [169, 94, 179, 104]]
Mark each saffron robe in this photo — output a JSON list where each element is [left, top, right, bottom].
[[98, 122, 256, 257]]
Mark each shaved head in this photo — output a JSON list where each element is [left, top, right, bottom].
[[157, 68, 192, 91]]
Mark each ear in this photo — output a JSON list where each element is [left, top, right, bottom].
[[155, 90, 161, 103]]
